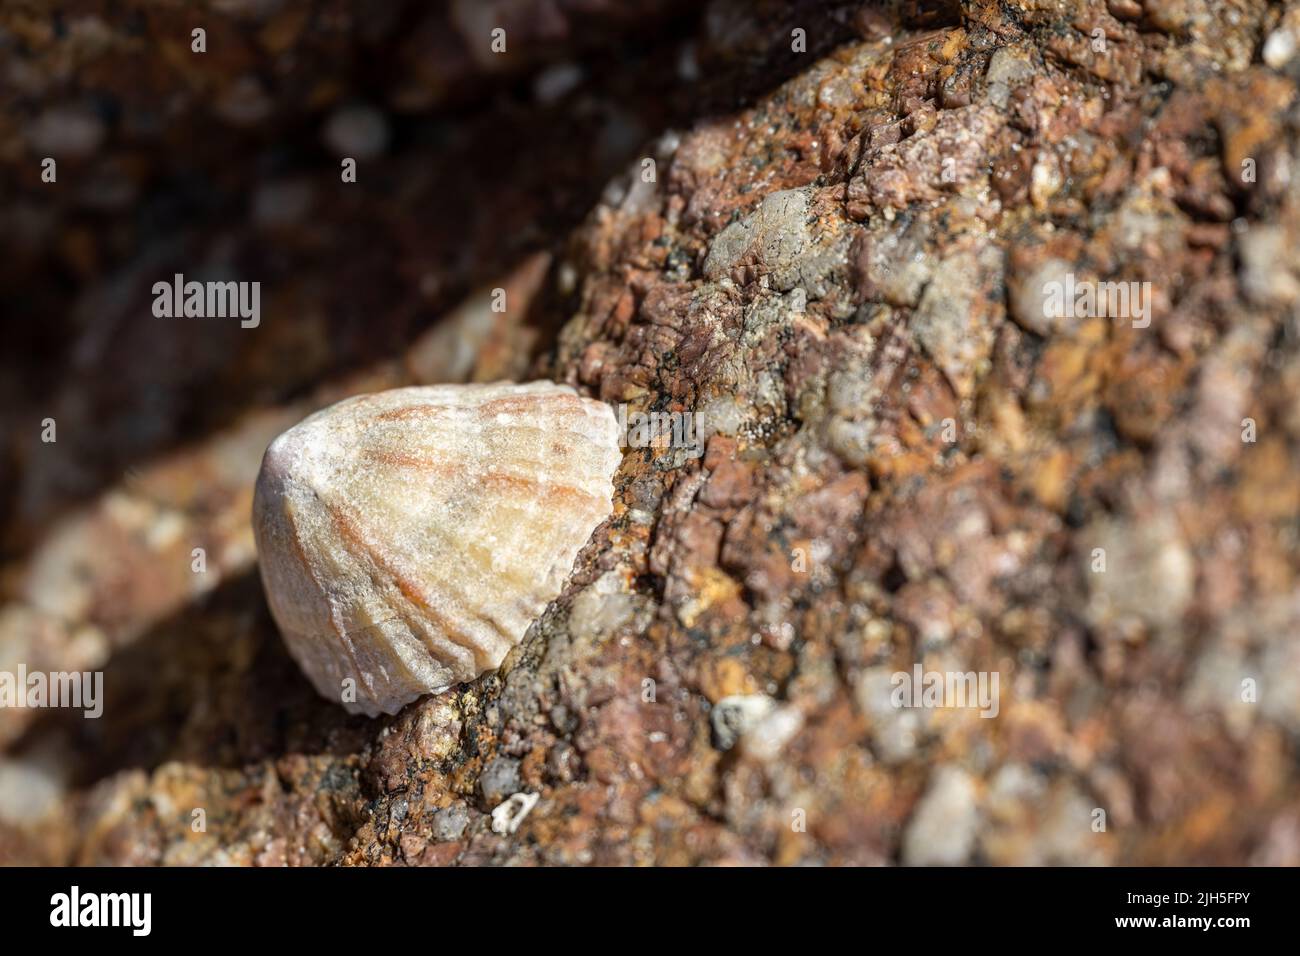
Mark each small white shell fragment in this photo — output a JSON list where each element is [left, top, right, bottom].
[[253, 382, 621, 716], [491, 792, 540, 835]]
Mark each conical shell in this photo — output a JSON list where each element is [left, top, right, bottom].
[[253, 382, 621, 716]]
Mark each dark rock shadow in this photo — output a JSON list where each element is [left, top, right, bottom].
[[10, 570, 381, 788]]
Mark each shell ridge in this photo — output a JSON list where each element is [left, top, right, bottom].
[[326, 503, 480, 678], [277, 490, 376, 702]]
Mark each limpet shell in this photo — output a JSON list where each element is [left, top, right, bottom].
[[252, 382, 621, 716]]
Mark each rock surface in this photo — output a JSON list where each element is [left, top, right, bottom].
[[2, 0, 1299, 865]]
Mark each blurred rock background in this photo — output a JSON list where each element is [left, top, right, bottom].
[[1, 0, 1298, 864]]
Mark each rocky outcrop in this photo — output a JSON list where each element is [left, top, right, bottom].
[[2, 0, 1299, 866]]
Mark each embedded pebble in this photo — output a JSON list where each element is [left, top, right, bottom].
[[710, 694, 777, 751], [902, 767, 979, 866], [27, 106, 105, 158], [323, 105, 391, 159]]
